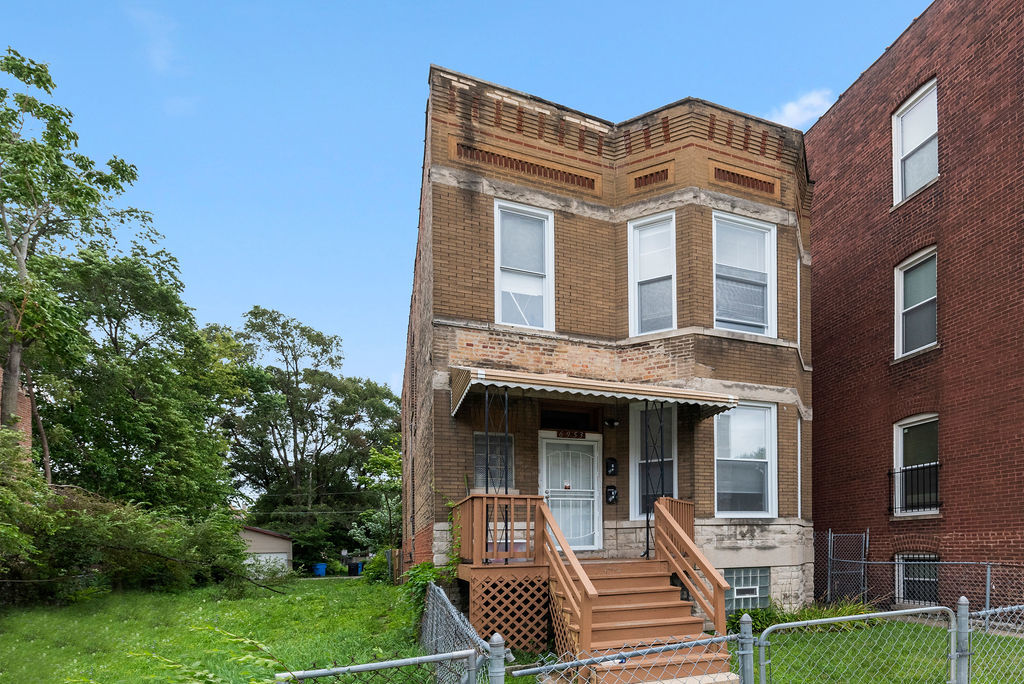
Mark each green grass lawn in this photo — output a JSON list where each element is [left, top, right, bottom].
[[729, 619, 1024, 684], [0, 578, 420, 683]]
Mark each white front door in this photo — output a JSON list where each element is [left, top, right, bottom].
[[539, 432, 602, 551]]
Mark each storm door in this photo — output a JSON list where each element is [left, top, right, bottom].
[[539, 432, 602, 551]]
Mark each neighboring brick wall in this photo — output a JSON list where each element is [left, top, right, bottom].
[[805, 0, 1024, 561]]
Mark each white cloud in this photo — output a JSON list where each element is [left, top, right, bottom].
[[126, 5, 178, 74], [765, 89, 834, 130]]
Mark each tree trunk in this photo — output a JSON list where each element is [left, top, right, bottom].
[[24, 367, 50, 483], [1, 338, 22, 428]]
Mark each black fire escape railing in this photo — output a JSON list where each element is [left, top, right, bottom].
[[888, 462, 941, 514]]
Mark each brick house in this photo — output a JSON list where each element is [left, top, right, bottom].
[[804, 0, 1024, 604], [401, 66, 813, 658]]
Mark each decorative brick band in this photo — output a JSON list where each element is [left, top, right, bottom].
[[713, 165, 777, 196], [452, 138, 600, 192], [634, 167, 669, 189]]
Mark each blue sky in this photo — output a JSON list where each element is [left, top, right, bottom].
[[3, 1, 932, 393]]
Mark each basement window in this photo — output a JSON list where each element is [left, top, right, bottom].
[[724, 567, 770, 613]]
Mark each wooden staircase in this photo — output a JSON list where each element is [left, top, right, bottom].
[[550, 559, 734, 683]]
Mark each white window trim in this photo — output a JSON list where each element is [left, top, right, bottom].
[[494, 199, 555, 331], [892, 79, 938, 205], [893, 413, 939, 517], [895, 552, 939, 605], [714, 401, 778, 519], [894, 246, 938, 359], [628, 402, 678, 521], [628, 211, 677, 337], [712, 211, 778, 338]]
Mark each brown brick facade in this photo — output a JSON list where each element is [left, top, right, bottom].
[[403, 67, 812, 599], [805, 0, 1024, 562]]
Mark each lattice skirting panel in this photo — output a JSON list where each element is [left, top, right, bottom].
[[468, 571, 550, 652], [549, 587, 581, 659]]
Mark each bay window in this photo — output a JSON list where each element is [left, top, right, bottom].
[[714, 212, 777, 337], [715, 402, 777, 517]]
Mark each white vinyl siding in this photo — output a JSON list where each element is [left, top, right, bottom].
[[893, 80, 938, 203], [895, 247, 937, 358], [628, 212, 676, 336], [715, 402, 777, 518], [494, 200, 554, 330], [713, 212, 777, 337]]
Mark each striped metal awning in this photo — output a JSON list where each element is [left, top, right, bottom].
[[449, 366, 737, 418]]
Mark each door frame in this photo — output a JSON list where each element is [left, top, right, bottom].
[[537, 429, 603, 551]]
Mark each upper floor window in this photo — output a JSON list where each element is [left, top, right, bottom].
[[892, 414, 939, 516], [895, 247, 937, 358], [893, 80, 938, 204], [628, 212, 676, 336], [713, 212, 777, 337], [494, 200, 554, 330], [714, 402, 777, 518]]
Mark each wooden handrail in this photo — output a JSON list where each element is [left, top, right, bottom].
[[451, 494, 545, 565], [535, 500, 597, 647], [653, 497, 730, 634]]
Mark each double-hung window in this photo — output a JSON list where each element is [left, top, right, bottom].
[[628, 212, 676, 336], [494, 200, 554, 330], [714, 212, 777, 337], [892, 414, 939, 515], [629, 402, 677, 520], [895, 247, 937, 357], [715, 402, 777, 517], [893, 80, 938, 203]]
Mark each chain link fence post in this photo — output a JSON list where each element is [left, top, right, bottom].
[[738, 613, 755, 684], [956, 596, 970, 684], [488, 633, 505, 684]]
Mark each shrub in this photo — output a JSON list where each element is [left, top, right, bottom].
[[400, 561, 441, 617], [326, 559, 344, 576], [362, 553, 391, 584], [726, 599, 876, 634]]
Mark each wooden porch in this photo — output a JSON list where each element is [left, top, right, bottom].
[[452, 494, 731, 680]]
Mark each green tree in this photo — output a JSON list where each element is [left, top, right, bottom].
[[350, 439, 402, 551], [0, 49, 148, 427], [31, 247, 243, 514], [229, 306, 399, 560]]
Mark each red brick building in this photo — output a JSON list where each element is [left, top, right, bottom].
[[401, 67, 814, 653], [805, 0, 1024, 583]]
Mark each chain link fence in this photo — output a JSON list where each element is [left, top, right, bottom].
[[969, 604, 1024, 684], [813, 529, 1024, 612], [508, 633, 738, 683], [274, 583, 502, 683], [755, 604, 957, 683]]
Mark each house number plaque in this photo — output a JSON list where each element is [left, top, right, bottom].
[[556, 430, 587, 439]]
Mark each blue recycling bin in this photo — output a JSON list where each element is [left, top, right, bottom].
[[312, 562, 327, 577]]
